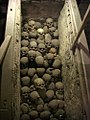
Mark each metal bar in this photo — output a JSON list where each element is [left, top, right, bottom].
[[0, 35, 12, 64], [71, 4, 90, 52]]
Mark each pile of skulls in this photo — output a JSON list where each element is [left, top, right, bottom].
[[20, 18, 65, 120]]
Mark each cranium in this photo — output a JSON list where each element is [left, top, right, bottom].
[[21, 40, 29, 47], [28, 68, 36, 77], [22, 23, 29, 32], [37, 104, 44, 112], [53, 29, 59, 38], [30, 85, 36, 92], [21, 86, 30, 100], [43, 26, 49, 33], [45, 33, 52, 41], [46, 90, 54, 101], [36, 68, 45, 77], [21, 31, 29, 40], [52, 59, 61, 69], [45, 39, 52, 50], [29, 30, 37, 38], [20, 114, 30, 120], [28, 20, 36, 31], [21, 47, 29, 57], [34, 78, 45, 90], [28, 50, 36, 62], [21, 76, 30, 86], [42, 73, 51, 85], [30, 41, 37, 51], [48, 99, 59, 109], [20, 57, 28, 69], [38, 43, 46, 55], [49, 26, 56, 36], [35, 21, 42, 29], [20, 103, 30, 114], [37, 28, 44, 40], [29, 110, 39, 119], [48, 82, 55, 90], [20, 68, 28, 76], [54, 109, 65, 119], [52, 39, 59, 50], [52, 69, 61, 78], [45, 53, 54, 65], [55, 82, 64, 95], [46, 18, 54, 28], [46, 68, 53, 75], [35, 56, 44, 67], [49, 48, 57, 56], [40, 110, 51, 120]]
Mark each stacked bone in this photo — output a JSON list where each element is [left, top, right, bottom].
[[20, 18, 65, 120]]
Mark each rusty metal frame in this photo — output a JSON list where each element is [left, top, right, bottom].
[[69, 0, 90, 119]]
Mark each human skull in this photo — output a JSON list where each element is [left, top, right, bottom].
[[49, 27, 56, 36], [20, 57, 28, 69], [55, 82, 64, 94], [42, 73, 51, 86], [40, 110, 51, 120], [45, 53, 54, 65], [46, 68, 53, 75], [52, 39, 59, 50], [35, 56, 44, 67], [52, 59, 61, 69], [21, 76, 30, 86], [28, 20, 36, 31], [30, 41, 37, 51], [21, 86, 30, 100], [21, 47, 29, 57], [28, 50, 36, 61], [45, 33, 52, 40], [37, 28, 44, 39], [29, 110, 39, 119], [20, 103, 30, 114], [46, 18, 54, 28], [30, 85, 36, 92], [46, 90, 54, 101], [34, 78, 45, 90], [23, 23, 29, 32], [37, 104, 44, 112], [20, 68, 28, 76], [21, 31, 29, 40], [52, 69, 61, 78], [36, 68, 45, 77], [54, 109, 65, 119], [43, 26, 49, 33], [38, 43, 46, 55], [48, 99, 59, 109], [53, 29, 59, 38], [45, 39, 52, 50], [28, 68, 36, 77], [29, 30, 37, 38], [21, 40, 29, 47], [49, 48, 57, 56], [35, 21, 42, 29]]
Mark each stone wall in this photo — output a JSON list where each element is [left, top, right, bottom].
[[58, 3, 84, 120]]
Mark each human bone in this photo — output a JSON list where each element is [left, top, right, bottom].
[[28, 50, 36, 61], [21, 40, 29, 47], [38, 43, 46, 55], [52, 59, 61, 69], [37, 104, 44, 112], [40, 110, 51, 120], [32, 74, 39, 83], [21, 86, 30, 99], [28, 20, 36, 31], [30, 85, 36, 92], [30, 91, 40, 102], [37, 37, 44, 44], [50, 118, 58, 120], [20, 103, 30, 114], [35, 56, 44, 67], [36, 51, 42, 57], [48, 99, 59, 109], [29, 110, 38, 119], [36, 68, 45, 77], [21, 47, 29, 57], [53, 29, 59, 38], [45, 33, 52, 41], [48, 82, 55, 90], [49, 27, 56, 35], [35, 21, 42, 29], [20, 114, 30, 120], [34, 78, 45, 90], [23, 23, 29, 32], [44, 103, 50, 111], [42, 73, 51, 84], [20, 57, 28, 69], [28, 68, 36, 77], [43, 60, 49, 68], [57, 100, 65, 109], [21, 31, 29, 40], [45, 39, 52, 50], [45, 53, 54, 65], [43, 26, 49, 33], [52, 69, 61, 78], [37, 28, 44, 39], [46, 18, 54, 28], [46, 90, 54, 101], [21, 76, 30, 86], [46, 68, 53, 75], [55, 90, 64, 100], [29, 30, 37, 38], [52, 39, 59, 50], [20, 68, 28, 76], [30, 41, 37, 51], [49, 48, 57, 56], [55, 82, 64, 90]]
